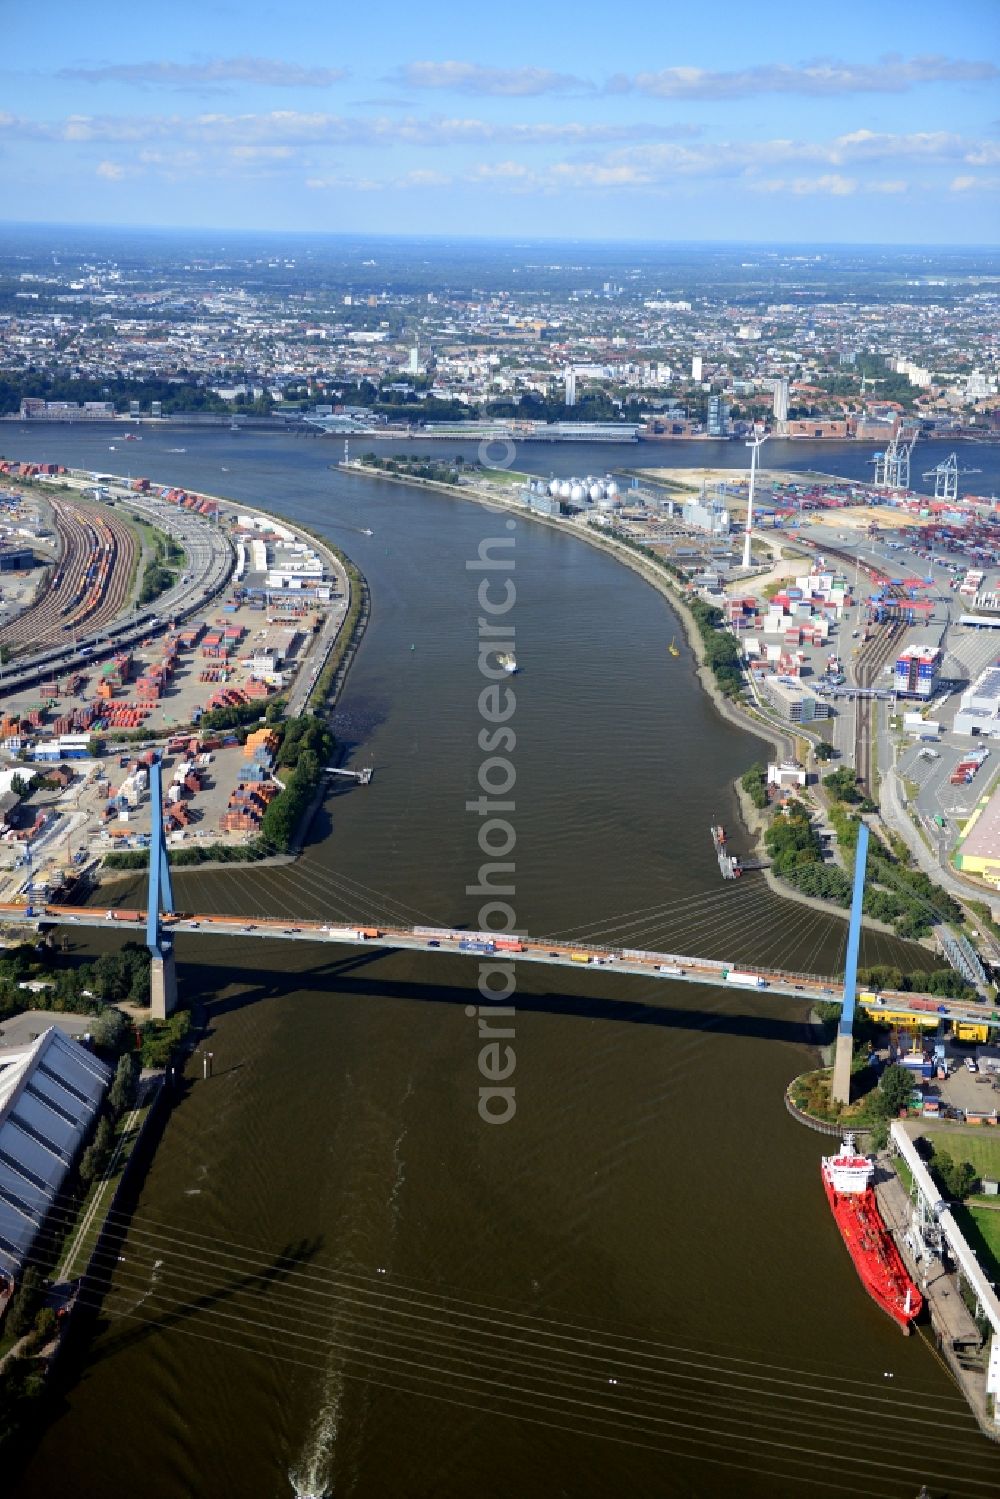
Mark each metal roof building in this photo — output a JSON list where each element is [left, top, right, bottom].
[[0, 1027, 111, 1284]]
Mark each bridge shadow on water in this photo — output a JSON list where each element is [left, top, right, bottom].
[[187, 950, 817, 1047]]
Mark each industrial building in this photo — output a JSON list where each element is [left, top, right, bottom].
[[894, 645, 940, 699], [0, 545, 35, 572], [681, 499, 731, 535], [762, 676, 832, 723], [0, 1027, 111, 1284], [953, 668, 1000, 738]]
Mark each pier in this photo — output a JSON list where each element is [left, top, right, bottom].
[[324, 765, 373, 785], [711, 823, 742, 879]]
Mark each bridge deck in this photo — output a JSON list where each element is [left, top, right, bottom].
[[1, 905, 995, 1029]]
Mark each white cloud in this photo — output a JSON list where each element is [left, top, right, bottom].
[[391, 62, 589, 96], [0, 109, 699, 150], [950, 173, 1000, 192], [229, 145, 296, 161], [57, 57, 348, 90], [793, 174, 857, 195], [306, 167, 451, 191], [611, 54, 998, 100], [730, 173, 859, 195], [305, 173, 381, 192], [95, 160, 126, 180]]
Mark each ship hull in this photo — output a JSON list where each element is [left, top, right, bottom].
[[822, 1173, 922, 1333]]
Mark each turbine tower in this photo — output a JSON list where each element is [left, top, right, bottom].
[[742, 425, 769, 570]]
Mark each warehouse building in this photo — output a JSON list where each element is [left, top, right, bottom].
[[0, 1028, 111, 1286], [954, 668, 1000, 738], [955, 785, 1000, 884]]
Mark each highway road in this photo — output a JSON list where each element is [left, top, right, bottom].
[[3, 905, 997, 1029]]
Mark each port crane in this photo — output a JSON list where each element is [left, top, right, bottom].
[[921, 451, 981, 503], [871, 430, 917, 491]]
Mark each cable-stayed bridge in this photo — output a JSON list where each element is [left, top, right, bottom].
[[1, 766, 996, 1062]]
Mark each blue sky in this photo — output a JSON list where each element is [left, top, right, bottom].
[[3, 0, 998, 241]]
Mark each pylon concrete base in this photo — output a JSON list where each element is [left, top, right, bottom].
[[150, 951, 177, 1021], [831, 1030, 854, 1108]]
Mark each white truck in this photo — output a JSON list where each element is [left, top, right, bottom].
[[724, 970, 767, 989]]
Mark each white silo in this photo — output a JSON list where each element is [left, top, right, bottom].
[[548, 478, 561, 496], [557, 480, 572, 499], [569, 483, 586, 505], [588, 482, 604, 504]]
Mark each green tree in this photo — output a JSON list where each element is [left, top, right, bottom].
[[814, 740, 835, 762], [823, 767, 862, 803], [5, 1268, 44, 1341], [89, 1007, 128, 1055], [740, 763, 768, 810], [77, 1143, 98, 1187], [875, 1064, 913, 1119], [932, 1149, 979, 1200], [108, 1054, 136, 1116]]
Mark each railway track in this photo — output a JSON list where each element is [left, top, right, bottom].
[[852, 616, 905, 790], [779, 532, 910, 792], [0, 498, 137, 656]]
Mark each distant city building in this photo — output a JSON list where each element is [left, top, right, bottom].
[[564, 368, 577, 407], [965, 369, 996, 400], [706, 394, 729, 438], [895, 358, 932, 390], [19, 398, 115, 421], [690, 355, 703, 382], [772, 378, 790, 424], [784, 419, 849, 439], [408, 345, 420, 374]]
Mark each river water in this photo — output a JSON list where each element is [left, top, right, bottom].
[[6, 425, 1000, 1499]]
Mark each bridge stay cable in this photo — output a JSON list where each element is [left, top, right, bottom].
[[20, 1247, 991, 1479], [15, 1196, 973, 1417], [15, 1212, 993, 1487], [18, 1240, 995, 1495], [0, 1276, 922, 1498]]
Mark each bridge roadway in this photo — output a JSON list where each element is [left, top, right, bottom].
[[2, 905, 996, 1030]]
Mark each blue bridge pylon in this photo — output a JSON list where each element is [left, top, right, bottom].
[[147, 757, 178, 1019], [831, 821, 870, 1106]]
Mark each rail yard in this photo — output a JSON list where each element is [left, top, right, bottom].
[[0, 496, 137, 654]]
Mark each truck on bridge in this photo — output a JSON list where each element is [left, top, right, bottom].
[[724, 970, 768, 989]]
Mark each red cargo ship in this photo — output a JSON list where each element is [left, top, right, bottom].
[[821, 1133, 922, 1333]]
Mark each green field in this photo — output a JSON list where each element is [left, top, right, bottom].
[[954, 1204, 1000, 1279], [920, 1127, 1000, 1182], [479, 467, 529, 488]]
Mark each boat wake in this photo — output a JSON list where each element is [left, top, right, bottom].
[[288, 1359, 344, 1499]]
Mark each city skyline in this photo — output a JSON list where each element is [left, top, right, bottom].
[[2, 0, 999, 242]]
